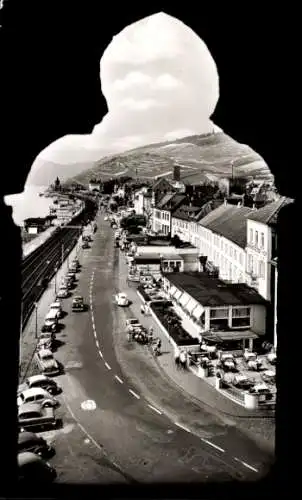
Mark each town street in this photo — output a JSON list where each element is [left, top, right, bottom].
[[38, 213, 274, 483]]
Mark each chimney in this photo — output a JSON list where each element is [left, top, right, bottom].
[[173, 165, 180, 181]]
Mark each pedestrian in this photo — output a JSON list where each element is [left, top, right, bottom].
[[179, 349, 187, 370], [174, 346, 180, 369]]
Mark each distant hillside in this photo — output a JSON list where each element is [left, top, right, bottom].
[[28, 159, 101, 187], [70, 132, 273, 186]]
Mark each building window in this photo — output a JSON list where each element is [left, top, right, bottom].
[[210, 308, 229, 330], [231, 307, 251, 328], [234, 250, 237, 261], [239, 253, 243, 265], [210, 308, 229, 319], [259, 261, 265, 279], [261, 232, 265, 248], [230, 247, 233, 258], [249, 228, 253, 243], [255, 231, 258, 246], [248, 254, 253, 272]]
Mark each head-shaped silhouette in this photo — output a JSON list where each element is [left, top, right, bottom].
[[30, 12, 220, 172]]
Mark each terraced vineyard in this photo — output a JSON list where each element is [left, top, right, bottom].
[[70, 132, 273, 185]]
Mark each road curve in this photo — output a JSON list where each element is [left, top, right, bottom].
[[53, 213, 273, 484]]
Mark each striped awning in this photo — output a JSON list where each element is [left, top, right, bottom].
[[169, 285, 177, 297], [179, 292, 191, 307], [193, 304, 204, 320], [185, 298, 198, 314], [174, 289, 182, 300]]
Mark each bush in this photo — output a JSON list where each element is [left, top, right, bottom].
[[151, 303, 199, 346]]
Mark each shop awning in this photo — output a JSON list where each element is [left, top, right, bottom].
[[179, 292, 191, 307], [169, 285, 177, 297], [185, 298, 198, 314], [193, 304, 204, 320], [174, 289, 182, 300]]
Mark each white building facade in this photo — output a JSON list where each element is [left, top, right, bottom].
[[245, 218, 271, 300], [198, 226, 246, 283]]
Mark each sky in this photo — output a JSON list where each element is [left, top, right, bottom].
[[27, 12, 221, 183]]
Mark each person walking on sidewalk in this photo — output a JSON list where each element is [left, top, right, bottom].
[[179, 349, 187, 370], [174, 345, 180, 369]]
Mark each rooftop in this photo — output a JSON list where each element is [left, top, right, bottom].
[[172, 204, 202, 221], [198, 203, 253, 248], [135, 254, 161, 263], [164, 272, 267, 307], [247, 197, 293, 225], [156, 193, 187, 212]]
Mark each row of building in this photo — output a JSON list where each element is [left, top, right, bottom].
[[130, 171, 292, 349]]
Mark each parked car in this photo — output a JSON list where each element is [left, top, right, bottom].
[[18, 451, 57, 484], [56, 285, 69, 299], [232, 374, 254, 390], [115, 292, 129, 307], [35, 349, 60, 376], [41, 309, 58, 333], [69, 263, 79, 273], [18, 403, 58, 431], [37, 331, 55, 351], [17, 388, 59, 408], [82, 241, 89, 249], [218, 353, 237, 372], [49, 300, 63, 319], [18, 375, 61, 396], [128, 273, 140, 282], [61, 277, 73, 290], [104, 216, 108, 221], [66, 271, 76, 282], [72, 295, 84, 312], [18, 431, 54, 458], [126, 318, 140, 329]]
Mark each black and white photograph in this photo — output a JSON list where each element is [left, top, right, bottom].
[[0, 3, 296, 497]]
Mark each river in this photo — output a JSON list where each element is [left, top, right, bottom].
[[4, 184, 52, 227]]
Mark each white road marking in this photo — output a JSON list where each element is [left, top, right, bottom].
[[105, 362, 111, 370], [129, 389, 140, 400], [147, 404, 162, 415], [201, 439, 225, 453], [98, 349, 103, 358], [95, 339, 100, 348], [63, 396, 125, 475], [174, 422, 191, 434], [234, 457, 259, 473], [114, 375, 124, 384]]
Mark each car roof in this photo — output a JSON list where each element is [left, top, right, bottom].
[[38, 348, 52, 356], [18, 431, 39, 444], [28, 375, 48, 384], [19, 388, 49, 398], [73, 295, 83, 300], [18, 451, 44, 466], [50, 302, 60, 307], [18, 402, 42, 414]]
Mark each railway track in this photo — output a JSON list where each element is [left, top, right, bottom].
[[21, 197, 97, 329]]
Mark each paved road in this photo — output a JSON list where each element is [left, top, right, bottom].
[[41, 213, 274, 484]]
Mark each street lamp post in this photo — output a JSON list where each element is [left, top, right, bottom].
[[54, 267, 58, 297], [34, 302, 38, 339]]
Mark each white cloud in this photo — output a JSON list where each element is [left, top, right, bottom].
[[112, 71, 182, 93], [119, 97, 164, 111], [153, 74, 181, 89], [112, 72, 152, 91]]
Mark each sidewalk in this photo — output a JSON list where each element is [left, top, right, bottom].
[[117, 250, 275, 449]]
